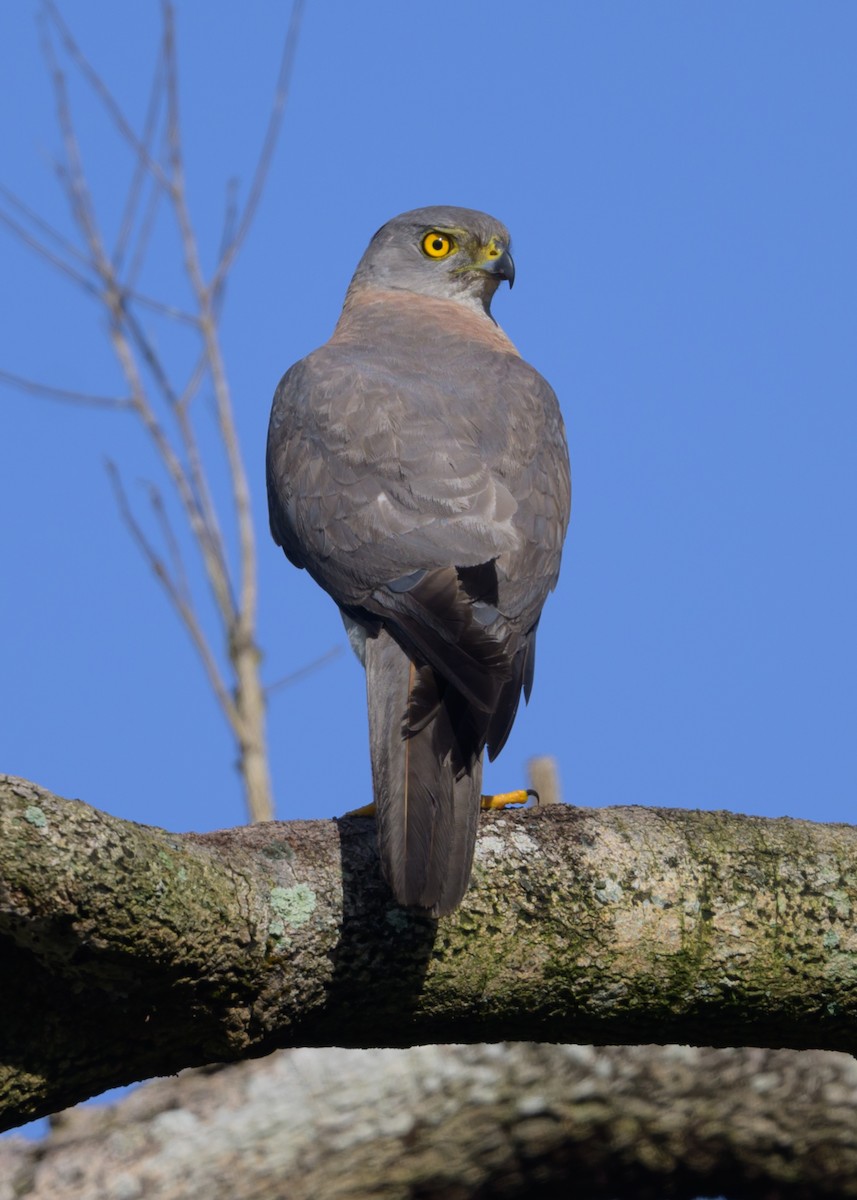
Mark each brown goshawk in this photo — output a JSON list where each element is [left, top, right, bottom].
[[267, 207, 570, 916]]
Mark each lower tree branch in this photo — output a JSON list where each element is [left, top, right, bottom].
[[2, 773, 856, 1130], [2, 1044, 856, 1199]]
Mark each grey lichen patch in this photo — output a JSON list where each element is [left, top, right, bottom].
[[268, 917, 291, 951], [270, 884, 316, 930], [23, 806, 47, 829], [475, 835, 505, 861], [506, 826, 538, 854], [261, 841, 295, 863], [595, 878, 623, 904], [828, 889, 852, 920]]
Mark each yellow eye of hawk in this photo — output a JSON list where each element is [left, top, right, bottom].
[[421, 231, 456, 259]]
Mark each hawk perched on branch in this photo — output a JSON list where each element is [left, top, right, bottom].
[[267, 207, 570, 915]]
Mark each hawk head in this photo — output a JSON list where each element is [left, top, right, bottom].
[[350, 206, 515, 314]]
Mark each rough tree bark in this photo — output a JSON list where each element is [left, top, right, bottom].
[[2, 1043, 856, 1200], [3, 773, 857, 1134]]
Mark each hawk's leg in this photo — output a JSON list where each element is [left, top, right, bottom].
[[344, 789, 536, 818], [480, 788, 537, 810]]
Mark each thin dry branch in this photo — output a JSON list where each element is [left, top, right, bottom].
[[211, 0, 306, 292], [112, 48, 165, 273], [41, 0, 171, 192], [0, 368, 131, 410], [0, 207, 98, 295], [217, 177, 239, 265], [125, 164, 163, 290], [110, 307, 234, 625], [40, 16, 104, 266], [121, 306, 181, 406], [124, 289, 199, 325], [145, 479, 191, 604], [266, 645, 344, 695], [159, 4, 274, 820], [3, 4, 305, 822], [37, 11, 240, 689], [104, 300, 237, 633], [106, 462, 240, 729], [0, 182, 91, 267]]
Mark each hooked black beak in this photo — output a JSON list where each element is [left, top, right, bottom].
[[484, 246, 516, 289]]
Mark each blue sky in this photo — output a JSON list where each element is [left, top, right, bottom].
[[1, 0, 856, 1147], [2, 3, 856, 867]]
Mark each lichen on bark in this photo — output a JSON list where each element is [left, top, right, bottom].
[[2, 773, 857, 1129]]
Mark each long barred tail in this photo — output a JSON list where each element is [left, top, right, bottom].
[[366, 627, 483, 917]]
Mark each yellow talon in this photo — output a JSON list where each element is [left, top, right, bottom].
[[346, 790, 537, 818], [480, 788, 534, 811]]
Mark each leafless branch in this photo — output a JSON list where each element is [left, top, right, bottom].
[[41, 0, 170, 191], [0, 182, 90, 267], [145, 480, 191, 605], [39, 15, 104, 266], [105, 306, 237, 634], [211, 0, 305, 293], [162, 0, 260, 664], [0, 367, 130, 410], [3, 3, 304, 823], [218, 178, 239, 265], [0, 368, 132, 410], [125, 168, 163, 291], [123, 289, 199, 325], [0, 207, 98, 295], [39, 6, 231, 625], [115, 304, 237, 630], [106, 462, 240, 730], [112, 48, 165, 273], [266, 646, 344, 696]]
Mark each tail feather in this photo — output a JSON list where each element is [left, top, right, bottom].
[[366, 628, 483, 916]]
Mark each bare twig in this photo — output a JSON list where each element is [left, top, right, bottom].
[[41, 0, 170, 191], [212, 0, 305, 294], [0, 368, 132, 410], [124, 290, 199, 325], [3, 3, 303, 824], [125, 169, 163, 291], [106, 307, 238, 632], [39, 15, 104, 265], [160, 2, 274, 821], [0, 182, 91, 267], [113, 50, 165, 273], [39, 31, 250, 727], [145, 480, 191, 604], [107, 461, 240, 730], [38, 5, 240, 655], [218, 178, 239, 265], [0, 208, 98, 295], [266, 646, 344, 696]]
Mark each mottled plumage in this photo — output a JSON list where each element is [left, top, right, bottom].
[[267, 207, 570, 915]]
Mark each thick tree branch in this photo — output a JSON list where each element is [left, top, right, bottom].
[[2, 774, 857, 1131], [3, 1044, 857, 1199]]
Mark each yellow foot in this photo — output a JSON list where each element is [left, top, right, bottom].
[[346, 790, 538, 817], [480, 788, 537, 811], [343, 801, 376, 818]]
